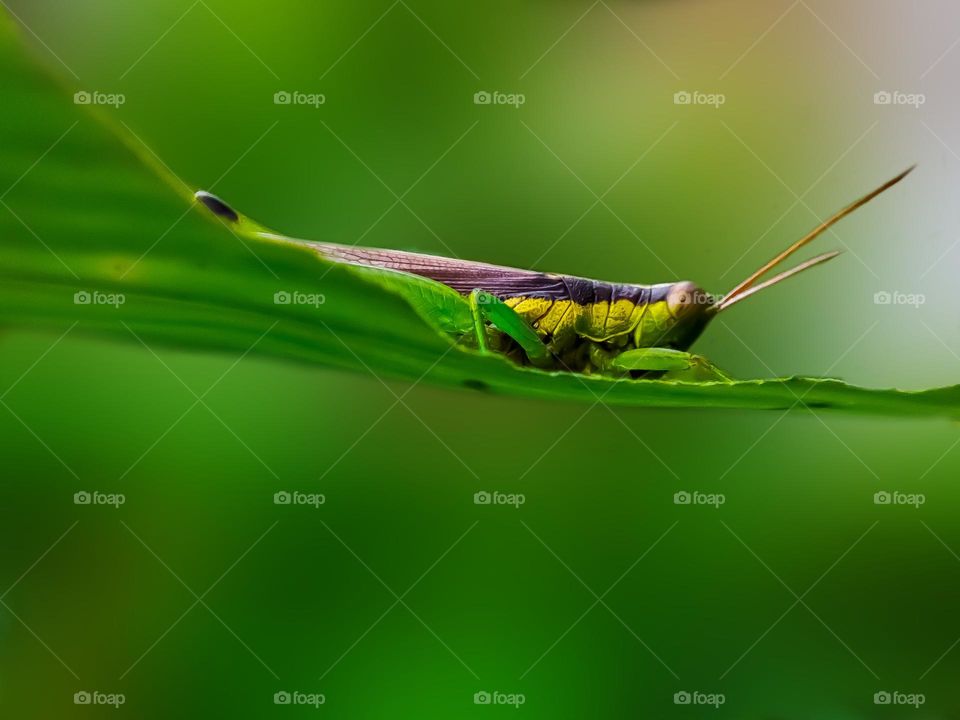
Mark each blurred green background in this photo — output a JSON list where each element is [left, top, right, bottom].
[[2, 0, 960, 717]]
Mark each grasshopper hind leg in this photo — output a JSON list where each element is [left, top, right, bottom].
[[468, 289, 554, 368]]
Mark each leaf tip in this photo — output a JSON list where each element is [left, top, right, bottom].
[[195, 190, 239, 223]]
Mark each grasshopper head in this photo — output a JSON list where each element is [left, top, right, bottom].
[[666, 281, 716, 318], [663, 280, 718, 349], [634, 281, 717, 351]]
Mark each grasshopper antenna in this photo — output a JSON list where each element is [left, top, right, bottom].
[[718, 166, 915, 311], [717, 251, 840, 311]]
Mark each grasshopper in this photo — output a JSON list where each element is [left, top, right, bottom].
[[197, 167, 912, 379]]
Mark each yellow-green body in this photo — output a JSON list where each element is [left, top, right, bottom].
[[503, 295, 677, 353], [301, 240, 714, 374]]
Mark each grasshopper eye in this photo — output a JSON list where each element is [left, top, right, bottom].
[[667, 281, 706, 317]]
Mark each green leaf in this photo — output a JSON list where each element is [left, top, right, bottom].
[[1, 14, 958, 418]]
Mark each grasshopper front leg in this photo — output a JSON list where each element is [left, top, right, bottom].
[[587, 346, 731, 381], [612, 347, 694, 372], [612, 347, 732, 381], [468, 289, 554, 368]]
